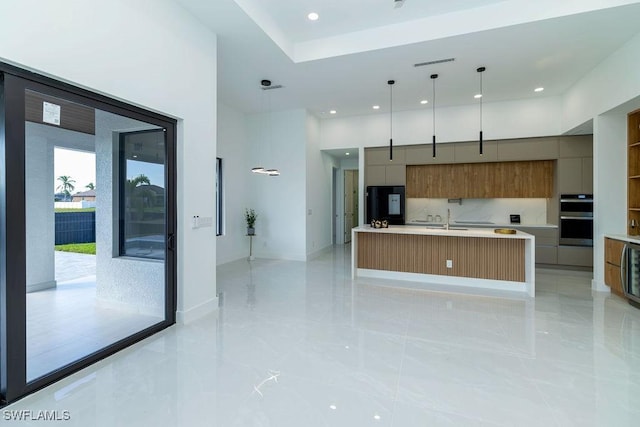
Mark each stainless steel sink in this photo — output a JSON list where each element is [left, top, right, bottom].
[[425, 225, 468, 230]]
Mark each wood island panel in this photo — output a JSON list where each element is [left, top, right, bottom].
[[357, 232, 525, 282]]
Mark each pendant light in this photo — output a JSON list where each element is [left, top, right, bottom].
[[251, 79, 280, 176], [431, 74, 438, 158], [388, 80, 395, 161], [477, 66, 486, 155]]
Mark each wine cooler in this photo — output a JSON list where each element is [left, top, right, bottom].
[[622, 242, 640, 306]]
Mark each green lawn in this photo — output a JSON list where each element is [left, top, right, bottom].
[[54, 208, 96, 213], [55, 242, 96, 255]]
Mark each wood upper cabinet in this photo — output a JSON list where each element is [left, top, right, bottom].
[[605, 237, 626, 297], [407, 160, 554, 198]]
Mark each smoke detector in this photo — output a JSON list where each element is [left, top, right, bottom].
[[394, 0, 406, 8]]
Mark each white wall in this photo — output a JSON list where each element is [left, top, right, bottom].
[[592, 111, 629, 291], [25, 131, 55, 292], [561, 31, 640, 291], [247, 109, 307, 260], [217, 104, 251, 265], [306, 113, 337, 258], [320, 96, 563, 149], [0, 0, 219, 323], [94, 110, 164, 317], [563, 32, 640, 133]]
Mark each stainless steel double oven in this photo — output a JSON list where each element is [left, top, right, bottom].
[[559, 194, 593, 246]]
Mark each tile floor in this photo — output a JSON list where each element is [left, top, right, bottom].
[[5, 245, 640, 426], [26, 252, 162, 381]]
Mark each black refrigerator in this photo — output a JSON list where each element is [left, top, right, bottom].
[[366, 186, 405, 225]]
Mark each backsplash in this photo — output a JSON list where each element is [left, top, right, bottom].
[[406, 198, 549, 225]]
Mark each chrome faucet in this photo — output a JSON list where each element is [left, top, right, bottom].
[[445, 209, 451, 230]]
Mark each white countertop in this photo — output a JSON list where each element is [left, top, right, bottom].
[[605, 234, 640, 245], [354, 225, 534, 240], [405, 220, 557, 229]]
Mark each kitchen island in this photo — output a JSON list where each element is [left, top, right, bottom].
[[352, 225, 535, 297]]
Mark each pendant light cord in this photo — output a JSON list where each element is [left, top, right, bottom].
[[432, 77, 436, 136]]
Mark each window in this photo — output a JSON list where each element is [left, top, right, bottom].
[[216, 157, 223, 236], [119, 129, 166, 259]]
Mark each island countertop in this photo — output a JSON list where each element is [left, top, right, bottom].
[[354, 225, 534, 240]]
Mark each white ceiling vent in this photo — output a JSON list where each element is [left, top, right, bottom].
[[394, 0, 406, 9]]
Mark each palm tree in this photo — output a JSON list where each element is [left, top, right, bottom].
[[126, 174, 150, 190], [56, 175, 76, 200], [85, 182, 95, 190], [125, 174, 154, 221]]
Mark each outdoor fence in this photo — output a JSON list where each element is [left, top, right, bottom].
[[55, 211, 96, 245]]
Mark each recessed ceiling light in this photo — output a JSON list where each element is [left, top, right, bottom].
[[474, 94, 482, 99], [373, 105, 380, 110], [307, 12, 319, 21], [420, 100, 428, 104], [534, 87, 544, 92], [373, 414, 381, 420], [329, 405, 337, 410], [345, 152, 350, 156], [329, 110, 337, 114]]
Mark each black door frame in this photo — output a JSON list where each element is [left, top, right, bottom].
[[0, 63, 177, 405]]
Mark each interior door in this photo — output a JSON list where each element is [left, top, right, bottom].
[[0, 68, 176, 404]]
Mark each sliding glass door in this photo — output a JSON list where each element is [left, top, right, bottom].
[[1, 67, 176, 403]]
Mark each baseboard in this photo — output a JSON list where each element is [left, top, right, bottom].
[[591, 279, 611, 293], [252, 251, 307, 262], [306, 244, 333, 261], [26, 280, 57, 293], [176, 296, 219, 324], [216, 251, 249, 266]]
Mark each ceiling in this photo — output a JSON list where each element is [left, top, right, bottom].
[[175, 0, 640, 119]]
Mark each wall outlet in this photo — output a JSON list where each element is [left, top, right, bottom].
[[446, 259, 453, 268]]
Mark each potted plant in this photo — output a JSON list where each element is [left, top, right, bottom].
[[245, 208, 257, 236]]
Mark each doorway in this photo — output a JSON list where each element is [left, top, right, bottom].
[[0, 65, 176, 404]]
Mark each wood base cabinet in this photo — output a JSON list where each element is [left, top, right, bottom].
[[605, 237, 626, 297]]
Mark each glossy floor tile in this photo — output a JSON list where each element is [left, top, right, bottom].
[[6, 245, 640, 426], [26, 253, 163, 381]]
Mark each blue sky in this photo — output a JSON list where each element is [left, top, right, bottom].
[[54, 148, 164, 193]]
